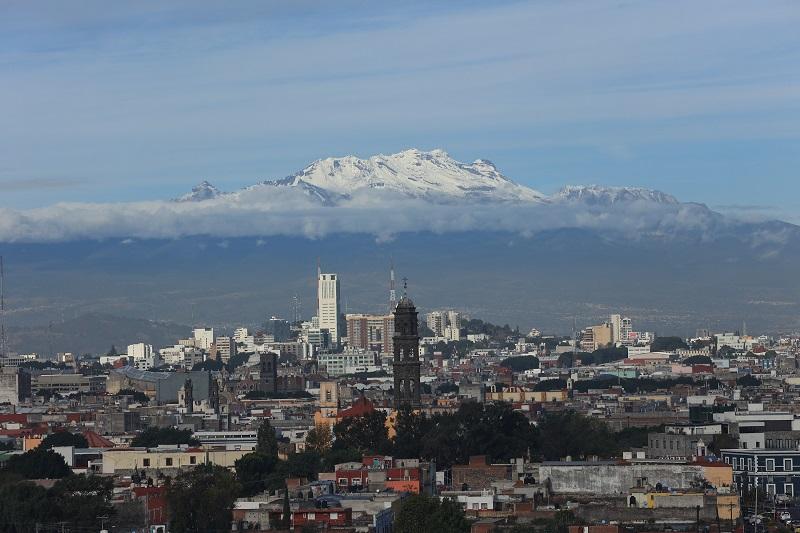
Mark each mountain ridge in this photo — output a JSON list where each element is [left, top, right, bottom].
[[177, 148, 685, 207]]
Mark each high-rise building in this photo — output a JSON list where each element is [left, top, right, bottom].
[[193, 328, 214, 351], [346, 314, 395, 355], [318, 273, 342, 347], [609, 314, 622, 344], [214, 336, 236, 363], [426, 311, 445, 337], [393, 294, 421, 410], [621, 317, 633, 345]]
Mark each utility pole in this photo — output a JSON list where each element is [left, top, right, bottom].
[[696, 504, 700, 533]]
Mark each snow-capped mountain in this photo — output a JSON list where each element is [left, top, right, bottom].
[[553, 185, 679, 205], [180, 149, 548, 205], [175, 149, 697, 209], [176, 180, 223, 202], [281, 148, 547, 203]]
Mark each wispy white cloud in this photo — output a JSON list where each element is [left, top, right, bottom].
[[0, 1, 798, 211]]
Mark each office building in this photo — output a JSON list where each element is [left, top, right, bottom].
[[346, 313, 394, 355], [193, 328, 214, 351], [318, 273, 343, 347]]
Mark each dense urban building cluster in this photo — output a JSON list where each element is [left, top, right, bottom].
[[1, 268, 798, 533]]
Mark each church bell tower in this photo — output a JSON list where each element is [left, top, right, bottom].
[[393, 282, 421, 410]]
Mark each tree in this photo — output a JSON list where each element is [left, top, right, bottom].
[[256, 420, 279, 459], [193, 359, 224, 372], [0, 481, 53, 530], [500, 356, 540, 372], [651, 336, 688, 352], [305, 423, 333, 454], [417, 402, 533, 468], [132, 427, 199, 448], [5, 447, 71, 479], [533, 378, 567, 391], [50, 474, 114, 528], [41, 431, 89, 449], [737, 374, 761, 387], [285, 451, 322, 481], [234, 451, 280, 496], [322, 447, 362, 471], [536, 410, 616, 461], [683, 355, 713, 365], [394, 494, 470, 533], [167, 464, 240, 533], [393, 406, 430, 459], [333, 411, 391, 455]]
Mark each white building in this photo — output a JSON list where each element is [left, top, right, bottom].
[[318, 273, 342, 347], [233, 328, 249, 343], [127, 343, 152, 360], [715, 332, 745, 351], [318, 350, 377, 377], [193, 328, 215, 351], [127, 343, 160, 370], [159, 345, 203, 368]]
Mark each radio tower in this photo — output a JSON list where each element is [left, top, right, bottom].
[[1, 256, 6, 357], [389, 259, 397, 312]]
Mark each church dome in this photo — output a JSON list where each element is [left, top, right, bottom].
[[395, 295, 415, 310]]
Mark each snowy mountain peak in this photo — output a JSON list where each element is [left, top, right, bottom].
[[279, 148, 545, 203], [176, 180, 223, 202], [554, 185, 679, 205]]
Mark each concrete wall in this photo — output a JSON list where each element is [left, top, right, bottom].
[[539, 463, 706, 495]]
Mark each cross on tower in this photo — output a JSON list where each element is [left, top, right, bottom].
[[402, 277, 408, 295]]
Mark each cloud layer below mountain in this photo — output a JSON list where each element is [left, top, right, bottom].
[[0, 148, 794, 246], [0, 187, 746, 243]]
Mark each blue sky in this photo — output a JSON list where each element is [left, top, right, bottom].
[[1, 0, 799, 221]]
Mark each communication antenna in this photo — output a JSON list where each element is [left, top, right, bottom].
[[389, 259, 397, 312], [292, 295, 301, 324], [0, 256, 5, 357], [572, 316, 577, 359]]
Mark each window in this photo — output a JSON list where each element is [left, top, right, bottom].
[[767, 439, 773, 448], [767, 483, 776, 495], [165, 458, 173, 467], [143, 458, 150, 467], [785, 459, 793, 471], [748, 459, 753, 470], [786, 484, 794, 497], [307, 513, 315, 520], [338, 478, 348, 485], [724, 457, 730, 464], [330, 513, 338, 520], [767, 459, 776, 471], [190, 456, 197, 465]]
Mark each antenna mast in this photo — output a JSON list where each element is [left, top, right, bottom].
[[0, 256, 5, 357], [389, 259, 397, 312]]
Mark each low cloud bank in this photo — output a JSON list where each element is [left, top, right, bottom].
[[0, 186, 754, 244]]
